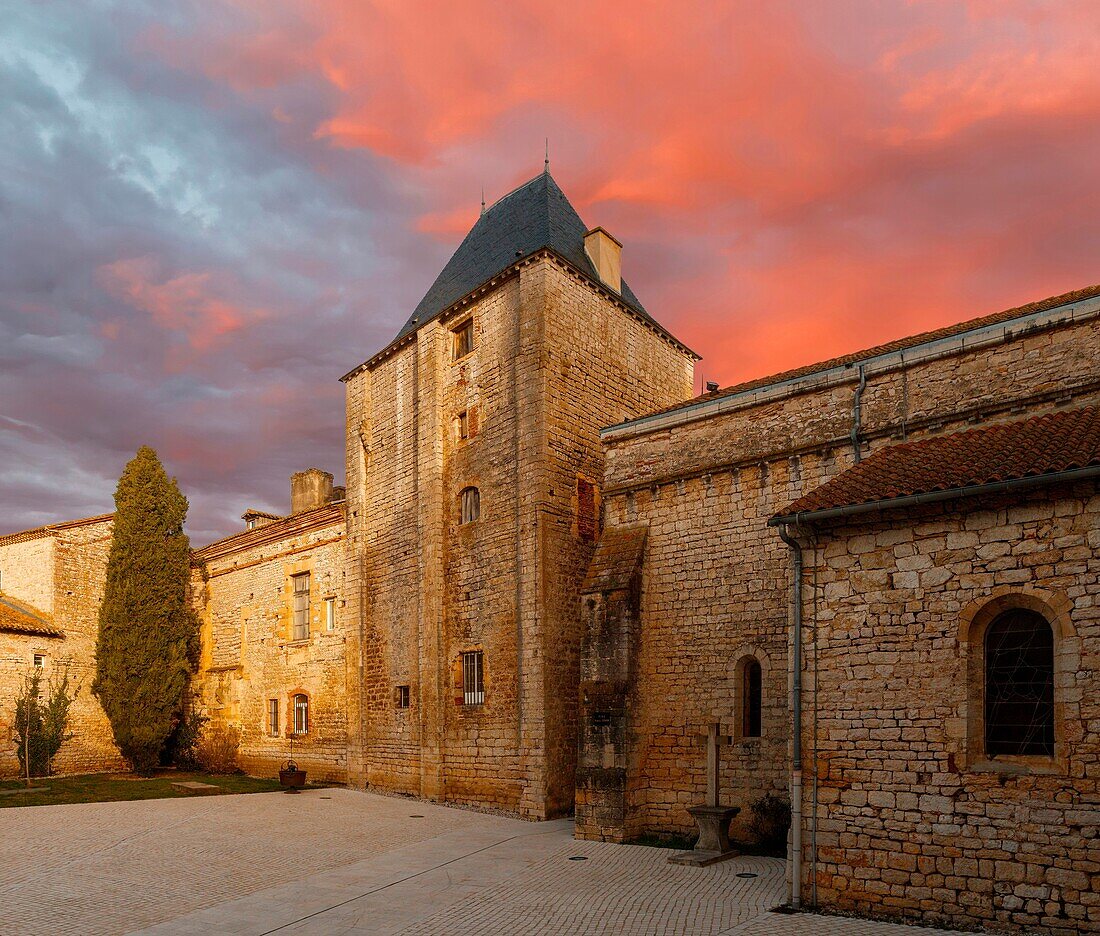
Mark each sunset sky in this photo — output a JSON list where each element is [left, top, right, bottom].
[[3, 1, 1099, 543]]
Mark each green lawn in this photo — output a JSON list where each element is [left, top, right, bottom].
[[0, 771, 286, 807]]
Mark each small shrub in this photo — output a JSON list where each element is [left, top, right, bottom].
[[195, 723, 240, 774], [746, 792, 791, 857], [164, 707, 208, 770], [13, 668, 76, 778]]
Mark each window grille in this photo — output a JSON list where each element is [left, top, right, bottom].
[[268, 699, 279, 737], [324, 597, 336, 632], [462, 652, 484, 705], [460, 487, 480, 524], [985, 609, 1054, 757], [452, 320, 474, 360], [395, 685, 410, 709], [741, 658, 762, 738], [292, 573, 310, 641], [33, 653, 44, 669], [293, 694, 309, 734]]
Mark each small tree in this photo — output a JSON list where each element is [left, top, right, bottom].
[[93, 446, 200, 774], [13, 667, 76, 779]]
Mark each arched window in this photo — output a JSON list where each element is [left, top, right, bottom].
[[739, 657, 762, 738], [459, 487, 480, 524], [985, 609, 1054, 757], [293, 693, 309, 735]]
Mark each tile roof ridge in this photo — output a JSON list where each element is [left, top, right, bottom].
[[625, 282, 1100, 427], [192, 501, 345, 557], [0, 511, 113, 545], [774, 403, 1100, 521]]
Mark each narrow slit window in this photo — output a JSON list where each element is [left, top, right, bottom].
[[576, 477, 598, 543], [456, 411, 469, 441], [462, 651, 484, 705], [985, 609, 1054, 757], [268, 698, 279, 737], [293, 694, 309, 734], [741, 657, 762, 738], [395, 685, 410, 709], [324, 597, 336, 632], [459, 487, 480, 524], [292, 573, 310, 641], [452, 320, 474, 360]]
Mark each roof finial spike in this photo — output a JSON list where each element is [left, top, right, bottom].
[[480, 186, 486, 216], [544, 138, 550, 173]]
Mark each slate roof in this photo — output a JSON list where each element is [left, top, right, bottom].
[[632, 283, 1100, 424], [0, 595, 62, 638], [389, 170, 657, 345], [774, 406, 1100, 522]]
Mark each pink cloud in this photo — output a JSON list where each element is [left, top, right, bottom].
[[136, 1, 1100, 389], [96, 256, 268, 352]]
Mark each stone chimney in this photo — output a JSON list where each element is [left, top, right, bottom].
[[291, 468, 334, 515], [583, 227, 622, 293]]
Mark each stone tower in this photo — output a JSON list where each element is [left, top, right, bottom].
[[341, 170, 697, 818]]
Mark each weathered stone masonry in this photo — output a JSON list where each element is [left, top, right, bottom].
[[342, 249, 694, 818], [793, 481, 1100, 934], [0, 515, 126, 778], [578, 288, 1100, 849]]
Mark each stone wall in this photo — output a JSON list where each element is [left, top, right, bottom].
[[344, 252, 694, 817], [798, 482, 1100, 934], [583, 297, 1100, 843], [192, 504, 348, 782], [0, 517, 125, 778]]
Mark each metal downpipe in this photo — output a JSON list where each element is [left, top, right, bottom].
[[778, 524, 803, 911]]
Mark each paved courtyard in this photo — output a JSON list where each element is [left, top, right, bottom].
[[1, 788, 966, 935]]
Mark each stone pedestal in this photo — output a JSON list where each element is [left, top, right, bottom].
[[668, 804, 740, 867]]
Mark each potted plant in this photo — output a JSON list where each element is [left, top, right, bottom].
[[279, 731, 307, 792]]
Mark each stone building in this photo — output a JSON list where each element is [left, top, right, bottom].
[[0, 514, 125, 777], [576, 283, 1100, 932], [769, 408, 1100, 933], [340, 171, 696, 817], [191, 468, 348, 782], [2, 165, 1097, 932]]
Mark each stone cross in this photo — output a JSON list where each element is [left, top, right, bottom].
[[697, 722, 732, 807]]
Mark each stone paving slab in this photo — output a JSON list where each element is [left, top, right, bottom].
[[0, 787, 974, 936]]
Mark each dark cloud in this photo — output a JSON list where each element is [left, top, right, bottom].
[[0, 2, 415, 543]]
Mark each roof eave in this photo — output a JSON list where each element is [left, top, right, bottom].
[[339, 247, 699, 382], [769, 464, 1100, 529], [604, 285, 1100, 440]]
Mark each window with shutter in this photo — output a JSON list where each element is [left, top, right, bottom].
[[452, 320, 474, 360], [459, 487, 480, 524], [292, 573, 310, 640]]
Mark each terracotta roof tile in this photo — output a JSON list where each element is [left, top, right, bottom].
[[0, 512, 113, 546], [193, 501, 345, 559], [776, 406, 1100, 521], [0, 595, 63, 638], [637, 283, 1100, 422]]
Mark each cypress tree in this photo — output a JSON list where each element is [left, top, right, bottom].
[[93, 447, 199, 774]]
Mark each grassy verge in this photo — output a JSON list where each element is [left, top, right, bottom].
[[0, 771, 286, 807]]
